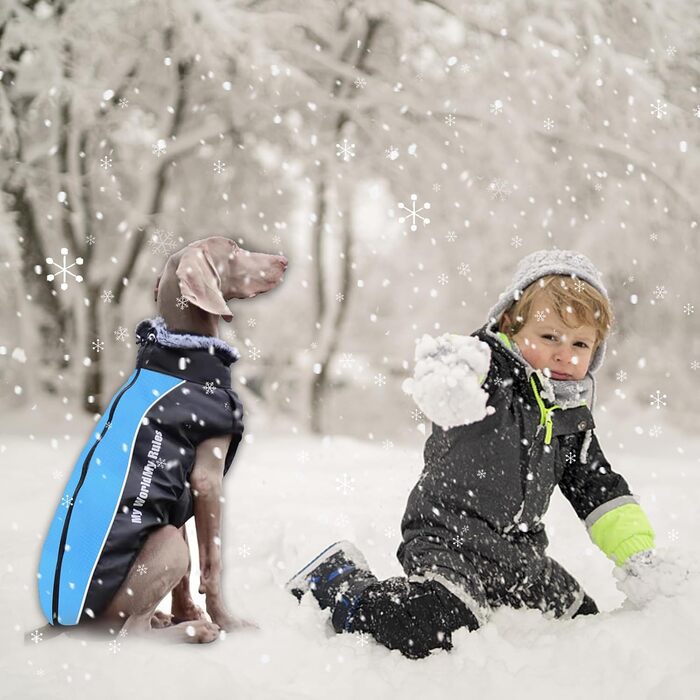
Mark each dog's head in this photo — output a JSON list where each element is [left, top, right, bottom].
[[155, 236, 287, 322]]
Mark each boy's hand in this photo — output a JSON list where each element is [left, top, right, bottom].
[[613, 549, 691, 609], [402, 333, 494, 429]]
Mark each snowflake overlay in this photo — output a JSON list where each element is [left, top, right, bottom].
[[45, 248, 84, 290], [398, 194, 431, 231]]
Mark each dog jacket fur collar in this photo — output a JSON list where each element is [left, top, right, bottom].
[[135, 316, 241, 364]]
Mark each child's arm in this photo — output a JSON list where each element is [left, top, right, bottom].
[[557, 431, 655, 566]]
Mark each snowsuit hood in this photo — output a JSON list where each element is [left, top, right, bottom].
[[485, 249, 610, 375]]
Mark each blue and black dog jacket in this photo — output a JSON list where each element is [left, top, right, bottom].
[[37, 317, 244, 626]]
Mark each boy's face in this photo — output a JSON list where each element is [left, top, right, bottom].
[[504, 291, 597, 381]]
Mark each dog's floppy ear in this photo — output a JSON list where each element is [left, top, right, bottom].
[[175, 242, 233, 322]]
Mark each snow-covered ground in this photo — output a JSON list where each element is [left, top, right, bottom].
[[1, 396, 699, 700]]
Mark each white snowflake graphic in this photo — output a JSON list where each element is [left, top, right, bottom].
[[30, 629, 43, 644], [691, 360, 700, 371], [667, 528, 679, 542], [382, 439, 394, 450], [411, 408, 425, 422], [648, 425, 663, 438], [489, 99, 503, 115], [339, 353, 355, 369], [666, 45, 677, 57], [649, 232, 659, 241], [237, 544, 251, 558], [176, 296, 189, 310], [452, 534, 464, 547], [247, 317, 257, 328], [85, 234, 96, 246], [353, 76, 367, 89], [152, 139, 167, 157], [694, 105, 700, 119], [92, 338, 105, 353], [336, 139, 356, 162], [248, 346, 261, 361], [45, 248, 84, 290], [683, 303, 695, 316], [460, 63, 471, 73], [385, 145, 399, 160], [213, 160, 226, 174], [543, 118, 554, 131], [565, 451, 577, 465], [203, 381, 216, 395], [114, 326, 128, 342], [511, 235, 523, 249], [356, 631, 370, 647], [155, 457, 167, 469], [398, 194, 431, 231], [149, 229, 177, 255], [100, 155, 113, 170], [108, 639, 121, 654], [335, 292, 344, 302], [336, 473, 355, 495], [432, 183, 441, 192], [476, 469, 486, 479], [297, 451, 310, 464], [649, 390, 667, 409], [535, 310, 548, 322], [438, 273, 449, 286], [374, 373, 386, 387], [444, 113, 456, 127], [445, 231, 457, 242], [136, 564, 148, 575], [650, 99, 667, 119], [101, 289, 114, 303], [653, 285, 667, 300], [616, 370, 627, 383], [458, 262, 471, 277], [573, 280, 586, 294], [487, 178, 512, 201]]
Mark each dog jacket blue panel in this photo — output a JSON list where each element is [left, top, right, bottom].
[[37, 318, 244, 626]]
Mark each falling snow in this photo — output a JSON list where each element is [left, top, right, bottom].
[[398, 194, 431, 231], [649, 390, 667, 409], [45, 248, 84, 290]]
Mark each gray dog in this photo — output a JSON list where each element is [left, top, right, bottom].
[[34, 236, 287, 644]]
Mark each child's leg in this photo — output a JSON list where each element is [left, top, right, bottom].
[[350, 577, 479, 659], [509, 556, 598, 619], [287, 541, 479, 659]]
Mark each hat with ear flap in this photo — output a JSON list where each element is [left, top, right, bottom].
[[176, 241, 233, 322], [485, 249, 611, 374]]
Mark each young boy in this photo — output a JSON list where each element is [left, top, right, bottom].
[[287, 249, 659, 659]]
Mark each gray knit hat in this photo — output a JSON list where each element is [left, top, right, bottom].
[[486, 249, 611, 374]]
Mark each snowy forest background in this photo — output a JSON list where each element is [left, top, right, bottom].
[[1, 0, 699, 440], [2, 2, 700, 697]]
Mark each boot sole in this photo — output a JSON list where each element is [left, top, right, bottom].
[[285, 541, 370, 596]]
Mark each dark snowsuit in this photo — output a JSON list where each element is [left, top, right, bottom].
[[348, 323, 633, 657], [37, 319, 244, 626]]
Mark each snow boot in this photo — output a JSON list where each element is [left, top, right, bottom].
[[286, 540, 379, 632]]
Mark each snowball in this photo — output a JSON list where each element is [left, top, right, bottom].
[[402, 333, 492, 429]]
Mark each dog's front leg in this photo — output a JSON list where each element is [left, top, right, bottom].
[[191, 436, 255, 633], [170, 526, 206, 623]]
